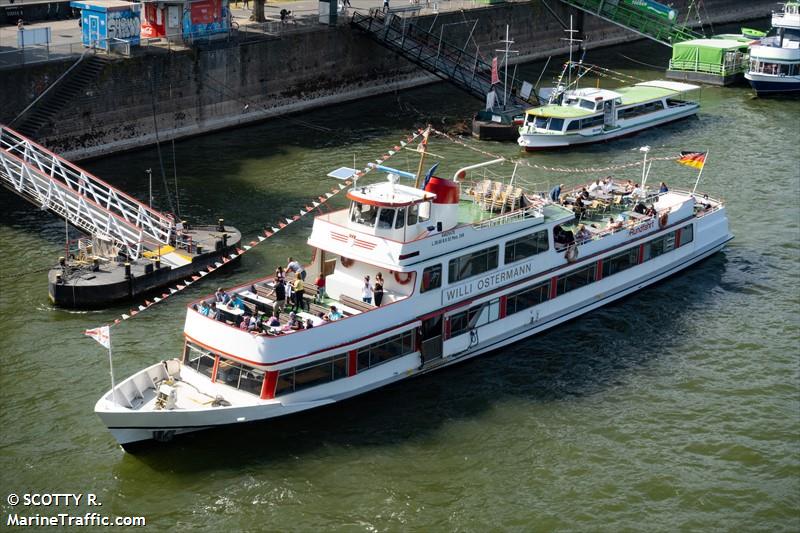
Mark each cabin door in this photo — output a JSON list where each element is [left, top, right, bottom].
[[603, 100, 616, 128], [419, 314, 443, 365]]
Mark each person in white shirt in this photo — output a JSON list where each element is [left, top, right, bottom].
[[602, 177, 614, 194], [361, 276, 373, 304], [588, 180, 600, 194], [632, 183, 644, 198], [286, 257, 306, 280]]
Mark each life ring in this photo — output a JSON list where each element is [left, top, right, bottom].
[[659, 212, 668, 228], [565, 244, 579, 263], [393, 271, 413, 285], [340, 256, 354, 268]]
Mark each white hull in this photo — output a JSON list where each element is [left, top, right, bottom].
[[518, 105, 698, 150], [97, 215, 732, 446]]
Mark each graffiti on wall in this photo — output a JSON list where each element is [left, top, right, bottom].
[[107, 11, 141, 43]]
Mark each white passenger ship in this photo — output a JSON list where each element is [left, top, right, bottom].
[[96, 157, 733, 448], [517, 80, 699, 150], [745, 2, 800, 95]]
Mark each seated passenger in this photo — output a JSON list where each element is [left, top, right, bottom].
[[305, 318, 314, 329], [326, 306, 343, 321], [633, 202, 647, 215], [575, 224, 592, 242], [607, 217, 623, 230], [231, 295, 245, 311], [267, 313, 280, 327], [215, 288, 225, 302], [239, 315, 250, 330], [287, 312, 302, 330], [645, 205, 657, 217], [211, 302, 223, 321]]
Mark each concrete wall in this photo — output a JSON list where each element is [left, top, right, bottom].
[[0, 0, 776, 160]]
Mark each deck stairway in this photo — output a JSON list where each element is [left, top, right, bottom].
[[556, 0, 703, 46], [12, 54, 110, 139], [0, 126, 174, 260], [350, 10, 539, 108]]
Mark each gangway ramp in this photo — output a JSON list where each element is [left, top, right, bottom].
[[351, 10, 538, 108], [555, 0, 703, 46], [0, 125, 175, 261]]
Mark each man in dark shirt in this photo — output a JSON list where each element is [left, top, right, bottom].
[[271, 280, 286, 314]]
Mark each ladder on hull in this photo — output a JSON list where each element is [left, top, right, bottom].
[[0, 126, 175, 261], [350, 10, 538, 108], [555, 0, 703, 46]]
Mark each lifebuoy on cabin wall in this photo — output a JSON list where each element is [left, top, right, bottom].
[[659, 212, 668, 228], [340, 257, 354, 268], [392, 270, 413, 285]]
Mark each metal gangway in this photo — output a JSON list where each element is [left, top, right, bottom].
[[555, 0, 703, 46], [0, 125, 175, 260], [350, 10, 539, 108]]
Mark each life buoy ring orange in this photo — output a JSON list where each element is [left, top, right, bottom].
[[393, 271, 413, 285], [340, 256, 354, 268], [659, 212, 668, 228], [565, 244, 579, 263]]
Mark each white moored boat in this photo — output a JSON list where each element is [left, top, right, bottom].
[[96, 154, 733, 448], [745, 2, 800, 96], [517, 81, 700, 150]]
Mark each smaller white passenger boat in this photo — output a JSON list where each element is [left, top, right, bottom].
[[517, 80, 700, 150], [745, 2, 800, 96]]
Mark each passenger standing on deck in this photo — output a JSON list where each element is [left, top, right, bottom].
[[314, 273, 326, 302], [549, 183, 563, 203], [383, 0, 389, 12], [373, 273, 385, 306], [292, 273, 305, 312], [271, 280, 286, 314], [287, 257, 306, 281], [659, 182, 669, 193], [362, 276, 373, 304]]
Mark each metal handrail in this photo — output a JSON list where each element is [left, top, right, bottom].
[[9, 49, 91, 126]]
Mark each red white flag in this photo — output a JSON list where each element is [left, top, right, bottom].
[[491, 57, 500, 85], [85, 325, 110, 349]]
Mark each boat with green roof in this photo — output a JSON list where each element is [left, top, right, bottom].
[[517, 80, 700, 150]]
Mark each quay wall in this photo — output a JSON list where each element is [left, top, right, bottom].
[[0, 0, 775, 160]]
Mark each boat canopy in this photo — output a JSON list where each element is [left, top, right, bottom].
[[671, 39, 751, 65]]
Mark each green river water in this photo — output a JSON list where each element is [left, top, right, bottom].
[[1, 37, 798, 531]]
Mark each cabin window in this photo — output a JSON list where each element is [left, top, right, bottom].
[[580, 115, 604, 128], [534, 117, 548, 129], [566, 120, 581, 131], [377, 208, 395, 229], [215, 358, 264, 396], [448, 246, 499, 283], [602, 247, 640, 278], [548, 118, 564, 131], [407, 204, 419, 225], [357, 330, 415, 371], [506, 282, 550, 315], [449, 299, 500, 337], [643, 231, 677, 261], [421, 264, 442, 293], [579, 99, 596, 110], [395, 207, 406, 229], [275, 354, 348, 396], [681, 224, 693, 244], [505, 230, 549, 264], [184, 343, 216, 379], [418, 201, 431, 223], [350, 201, 378, 228], [555, 263, 597, 296]]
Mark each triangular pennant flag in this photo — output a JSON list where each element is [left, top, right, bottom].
[[292, 215, 300, 221], [388, 150, 395, 156], [258, 235, 266, 241], [325, 192, 333, 198], [331, 187, 338, 193], [113, 319, 121, 325], [222, 257, 230, 263], [243, 245, 251, 251], [84, 326, 110, 348], [400, 141, 407, 147], [236, 248, 244, 254], [249, 241, 258, 246], [319, 196, 326, 202], [199, 271, 208, 276], [154, 297, 162, 303], [304, 205, 313, 211], [130, 309, 138, 316], [285, 218, 293, 224], [299, 210, 306, 216], [229, 253, 238, 259], [312, 202, 320, 207], [162, 293, 170, 298], [121, 314, 130, 320], [394, 145, 401, 151], [191, 275, 200, 281], [144, 300, 152, 306], [214, 262, 223, 267], [176, 284, 185, 290], [170, 288, 178, 294], [138, 305, 146, 311], [345, 180, 353, 185], [207, 266, 215, 272]]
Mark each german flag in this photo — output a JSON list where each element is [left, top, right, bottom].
[[677, 151, 706, 169]]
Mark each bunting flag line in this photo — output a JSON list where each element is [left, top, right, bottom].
[[84, 127, 425, 334]]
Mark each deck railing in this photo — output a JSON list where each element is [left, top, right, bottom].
[[668, 57, 749, 76]]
